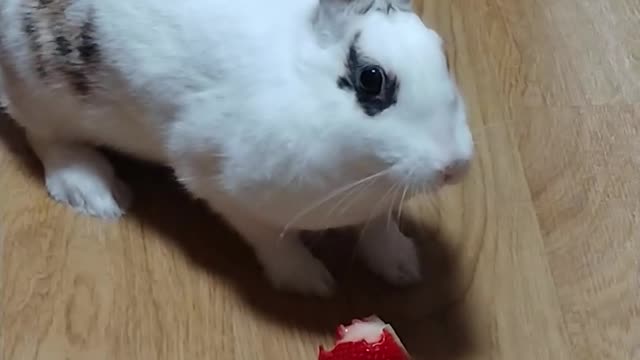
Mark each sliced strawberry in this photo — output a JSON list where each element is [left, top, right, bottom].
[[318, 316, 410, 360]]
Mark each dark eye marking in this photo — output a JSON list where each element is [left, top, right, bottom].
[[337, 33, 399, 117]]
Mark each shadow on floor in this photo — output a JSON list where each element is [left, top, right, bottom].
[[0, 112, 476, 359]]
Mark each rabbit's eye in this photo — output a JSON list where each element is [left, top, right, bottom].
[[358, 66, 385, 95]]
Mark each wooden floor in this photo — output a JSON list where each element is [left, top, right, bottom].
[[2, 0, 639, 359]]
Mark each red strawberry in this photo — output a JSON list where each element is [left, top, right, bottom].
[[318, 316, 410, 360]]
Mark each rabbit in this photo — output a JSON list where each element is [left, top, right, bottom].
[[0, 0, 474, 296]]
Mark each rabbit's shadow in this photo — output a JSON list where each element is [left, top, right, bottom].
[[0, 112, 475, 359]]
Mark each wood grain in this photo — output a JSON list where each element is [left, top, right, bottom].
[[1, 0, 639, 359]]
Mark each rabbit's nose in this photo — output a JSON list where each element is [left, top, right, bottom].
[[441, 159, 470, 184]]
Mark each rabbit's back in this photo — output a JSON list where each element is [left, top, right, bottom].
[[0, 0, 312, 163]]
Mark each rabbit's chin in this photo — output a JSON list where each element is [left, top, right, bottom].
[[203, 180, 431, 232], [237, 198, 392, 232]]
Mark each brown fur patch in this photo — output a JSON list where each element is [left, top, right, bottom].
[[21, 0, 101, 96]]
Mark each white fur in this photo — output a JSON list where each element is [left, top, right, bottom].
[[0, 0, 473, 295], [357, 217, 422, 285]]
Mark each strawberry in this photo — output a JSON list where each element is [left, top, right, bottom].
[[318, 316, 410, 360]]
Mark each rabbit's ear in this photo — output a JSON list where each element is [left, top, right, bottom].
[[318, 0, 412, 15], [312, 0, 352, 44], [312, 0, 413, 44]]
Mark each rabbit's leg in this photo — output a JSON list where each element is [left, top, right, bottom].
[[357, 215, 422, 286], [214, 200, 335, 296], [26, 132, 132, 218]]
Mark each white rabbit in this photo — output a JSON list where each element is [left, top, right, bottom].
[[0, 0, 473, 296]]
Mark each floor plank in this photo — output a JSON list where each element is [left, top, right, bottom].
[[511, 105, 640, 359]]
